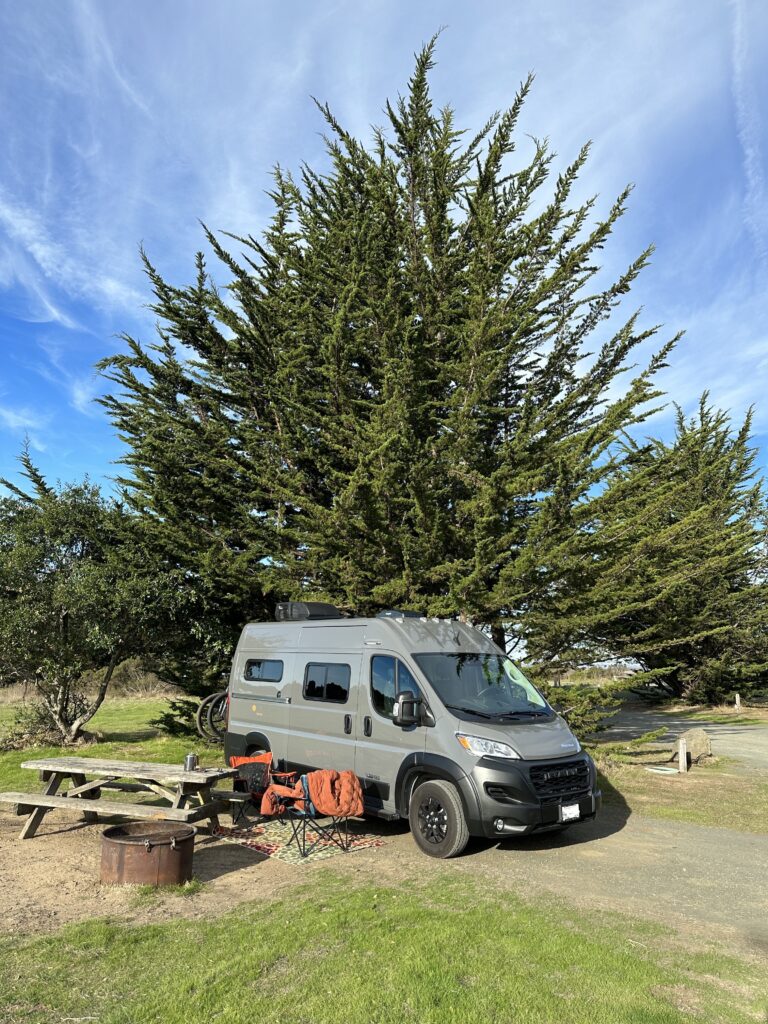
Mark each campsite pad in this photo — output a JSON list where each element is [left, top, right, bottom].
[[213, 819, 385, 864]]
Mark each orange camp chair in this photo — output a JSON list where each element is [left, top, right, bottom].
[[227, 753, 296, 825], [259, 769, 364, 857]]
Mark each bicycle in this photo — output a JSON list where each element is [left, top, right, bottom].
[[195, 690, 228, 743]]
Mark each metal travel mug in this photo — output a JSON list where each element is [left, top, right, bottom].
[[184, 753, 199, 771]]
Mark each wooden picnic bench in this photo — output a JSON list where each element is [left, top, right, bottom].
[[0, 757, 238, 839]]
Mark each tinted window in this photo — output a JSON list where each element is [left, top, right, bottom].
[[371, 656, 422, 720], [244, 659, 283, 682], [303, 662, 351, 704], [371, 656, 397, 718]]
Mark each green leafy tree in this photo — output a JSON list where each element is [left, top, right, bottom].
[[99, 38, 675, 670], [0, 451, 190, 742], [529, 398, 768, 701]]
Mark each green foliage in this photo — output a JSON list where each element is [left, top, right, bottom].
[[149, 698, 200, 737], [0, 450, 192, 741], [536, 680, 621, 736], [99, 38, 675, 676], [530, 397, 768, 700]]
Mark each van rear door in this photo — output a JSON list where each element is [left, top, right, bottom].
[[228, 651, 292, 764]]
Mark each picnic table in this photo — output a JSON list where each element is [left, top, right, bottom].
[[0, 757, 237, 839]]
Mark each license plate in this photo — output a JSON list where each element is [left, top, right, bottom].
[[560, 803, 580, 822]]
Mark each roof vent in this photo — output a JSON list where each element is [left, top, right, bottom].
[[275, 601, 343, 622]]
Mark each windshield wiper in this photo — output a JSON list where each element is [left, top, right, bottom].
[[444, 704, 495, 719], [493, 710, 549, 720]]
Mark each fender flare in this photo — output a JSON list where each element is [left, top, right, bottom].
[[395, 752, 482, 829]]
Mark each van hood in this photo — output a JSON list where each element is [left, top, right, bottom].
[[453, 713, 581, 760]]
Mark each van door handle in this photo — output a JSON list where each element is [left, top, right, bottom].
[[363, 716, 372, 737], [344, 714, 352, 734]]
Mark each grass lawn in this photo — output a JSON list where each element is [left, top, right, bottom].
[[599, 759, 768, 832], [2, 875, 766, 1024], [670, 706, 768, 726], [0, 699, 223, 792]]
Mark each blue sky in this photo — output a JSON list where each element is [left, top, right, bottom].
[[1, 0, 767, 491]]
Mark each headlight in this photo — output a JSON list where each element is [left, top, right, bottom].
[[456, 733, 520, 759]]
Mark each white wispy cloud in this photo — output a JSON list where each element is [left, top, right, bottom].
[[0, 403, 51, 452], [0, 190, 144, 321], [729, 0, 768, 269], [33, 338, 102, 418]]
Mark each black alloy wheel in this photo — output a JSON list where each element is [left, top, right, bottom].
[[408, 779, 470, 859], [418, 796, 449, 845]]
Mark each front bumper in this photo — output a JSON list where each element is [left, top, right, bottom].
[[459, 753, 601, 839]]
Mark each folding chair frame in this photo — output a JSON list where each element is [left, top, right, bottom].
[[283, 809, 352, 858]]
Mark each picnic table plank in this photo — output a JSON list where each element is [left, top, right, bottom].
[[0, 791, 226, 822], [20, 757, 235, 785]]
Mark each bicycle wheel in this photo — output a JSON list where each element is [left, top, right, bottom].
[[195, 692, 220, 741], [206, 690, 228, 741]]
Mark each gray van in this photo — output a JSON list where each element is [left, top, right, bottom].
[[224, 603, 601, 858]]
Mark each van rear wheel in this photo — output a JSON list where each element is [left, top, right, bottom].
[[409, 780, 469, 859]]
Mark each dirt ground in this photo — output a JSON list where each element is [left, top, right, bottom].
[[2, 795, 768, 958]]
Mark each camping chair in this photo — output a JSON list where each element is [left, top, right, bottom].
[[228, 753, 296, 825], [260, 769, 364, 858]]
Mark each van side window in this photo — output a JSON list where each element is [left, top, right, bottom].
[[303, 662, 351, 703], [371, 656, 422, 720], [244, 659, 283, 683]]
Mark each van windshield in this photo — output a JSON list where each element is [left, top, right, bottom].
[[412, 653, 552, 719]]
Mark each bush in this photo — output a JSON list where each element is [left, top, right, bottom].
[[0, 699, 84, 750], [150, 698, 200, 737]]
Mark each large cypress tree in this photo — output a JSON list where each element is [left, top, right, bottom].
[[532, 398, 767, 701], [99, 39, 676, 676]]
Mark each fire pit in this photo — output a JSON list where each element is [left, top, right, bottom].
[[101, 822, 196, 886]]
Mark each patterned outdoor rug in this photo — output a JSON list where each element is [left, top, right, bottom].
[[213, 818, 385, 864]]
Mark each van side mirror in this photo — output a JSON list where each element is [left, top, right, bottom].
[[393, 690, 419, 727]]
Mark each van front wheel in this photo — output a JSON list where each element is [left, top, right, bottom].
[[409, 780, 469, 859]]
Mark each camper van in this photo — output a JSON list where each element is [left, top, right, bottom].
[[224, 603, 601, 858]]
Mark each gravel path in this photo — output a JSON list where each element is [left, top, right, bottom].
[[603, 705, 768, 771]]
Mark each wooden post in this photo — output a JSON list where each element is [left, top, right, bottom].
[[677, 736, 688, 774], [735, 692, 741, 710]]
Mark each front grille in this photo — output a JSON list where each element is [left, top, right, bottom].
[[529, 759, 590, 799]]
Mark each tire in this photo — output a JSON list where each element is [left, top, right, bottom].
[[408, 779, 470, 859], [195, 692, 225, 742], [206, 692, 228, 740]]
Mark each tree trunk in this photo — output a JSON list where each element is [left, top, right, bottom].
[[66, 654, 120, 743], [491, 624, 507, 652]]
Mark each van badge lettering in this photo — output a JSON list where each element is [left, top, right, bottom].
[[541, 767, 580, 782], [366, 774, 382, 782]]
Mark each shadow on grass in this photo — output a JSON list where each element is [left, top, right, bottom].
[[96, 729, 159, 743]]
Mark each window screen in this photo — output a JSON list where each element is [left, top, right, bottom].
[[303, 662, 351, 703], [244, 659, 283, 682]]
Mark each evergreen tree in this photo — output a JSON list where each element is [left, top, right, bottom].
[[528, 398, 768, 701], [99, 39, 675, 675]]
